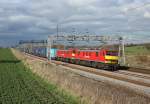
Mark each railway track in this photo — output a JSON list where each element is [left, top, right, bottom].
[[127, 67, 150, 75], [24, 53, 150, 88], [115, 70, 150, 80]]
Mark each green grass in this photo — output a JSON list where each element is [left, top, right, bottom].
[[125, 45, 150, 55], [0, 48, 80, 104]]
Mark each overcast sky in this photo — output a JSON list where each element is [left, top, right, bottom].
[[0, 0, 150, 46]]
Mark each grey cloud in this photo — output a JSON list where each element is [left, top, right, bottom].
[[0, 0, 150, 46]]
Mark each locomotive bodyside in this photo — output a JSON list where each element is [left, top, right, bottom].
[[56, 49, 119, 70]]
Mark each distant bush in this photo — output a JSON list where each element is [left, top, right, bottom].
[[144, 44, 150, 50]]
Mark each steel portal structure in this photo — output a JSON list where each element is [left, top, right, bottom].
[[17, 34, 125, 66], [48, 34, 125, 65]]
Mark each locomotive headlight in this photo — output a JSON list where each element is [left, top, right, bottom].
[[72, 53, 75, 56], [105, 59, 111, 63]]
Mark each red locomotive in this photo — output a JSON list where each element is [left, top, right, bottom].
[[56, 48, 119, 70]]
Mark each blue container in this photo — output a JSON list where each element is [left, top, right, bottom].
[[47, 48, 57, 59], [33, 47, 47, 57], [39, 47, 47, 57]]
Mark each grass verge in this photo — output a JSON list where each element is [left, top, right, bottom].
[[0, 48, 81, 104]]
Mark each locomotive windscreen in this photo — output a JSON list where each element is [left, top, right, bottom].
[[106, 51, 118, 56]]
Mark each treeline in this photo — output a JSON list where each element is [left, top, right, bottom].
[[126, 43, 150, 50]]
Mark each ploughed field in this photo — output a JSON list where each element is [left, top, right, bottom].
[[0, 48, 79, 104]]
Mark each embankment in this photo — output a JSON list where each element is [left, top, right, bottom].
[[12, 49, 150, 104]]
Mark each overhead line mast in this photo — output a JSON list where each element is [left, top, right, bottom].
[[48, 34, 125, 65]]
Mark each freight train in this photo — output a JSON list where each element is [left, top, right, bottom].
[[23, 47, 119, 71]]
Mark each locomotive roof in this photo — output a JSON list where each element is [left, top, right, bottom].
[[58, 49, 118, 52], [58, 49, 118, 53], [78, 50, 99, 52]]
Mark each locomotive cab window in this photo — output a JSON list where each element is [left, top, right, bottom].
[[106, 51, 118, 56]]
